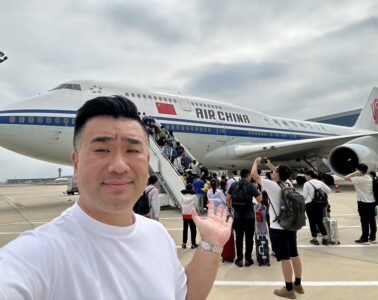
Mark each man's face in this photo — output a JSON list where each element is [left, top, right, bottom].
[[72, 117, 149, 223], [272, 170, 280, 182]]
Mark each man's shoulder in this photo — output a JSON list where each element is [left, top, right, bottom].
[[352, 175, 372, 183]]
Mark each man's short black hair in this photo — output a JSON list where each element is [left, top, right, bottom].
[[356, 163, 368, 174], [240, 169, 250, 178], [304, 170, 315, 178], [277, 165, 291, 181], [73, 95, 147, 150], [148, 174, 158, 185]]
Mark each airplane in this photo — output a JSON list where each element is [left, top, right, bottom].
[[0, 79, 377, 184]]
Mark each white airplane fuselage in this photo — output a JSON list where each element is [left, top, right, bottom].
[[0, 80, 377, 174]]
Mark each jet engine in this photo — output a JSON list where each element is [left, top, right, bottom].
[[328, 136, 378, 176]]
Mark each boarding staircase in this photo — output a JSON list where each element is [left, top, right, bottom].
[[148, 135, 196, 209]]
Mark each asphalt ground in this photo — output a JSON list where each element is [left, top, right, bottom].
[[1, 182, 377, 300]]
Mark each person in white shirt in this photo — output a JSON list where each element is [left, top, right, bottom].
[[145, 174, 160, 221], [344, 163, 377, 244], [226, 170, 239, 192], [302, 170, 331, 245], [0, 95, 233, 300]]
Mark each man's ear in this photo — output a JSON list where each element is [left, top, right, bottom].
[[71, 151, 79, 182]]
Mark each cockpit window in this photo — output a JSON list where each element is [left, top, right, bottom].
[[51, 83, 81, 91]]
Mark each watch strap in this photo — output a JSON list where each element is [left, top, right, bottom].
[[199, 240, 223, 254]]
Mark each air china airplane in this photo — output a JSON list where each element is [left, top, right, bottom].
[[0, 80, 377, 180]]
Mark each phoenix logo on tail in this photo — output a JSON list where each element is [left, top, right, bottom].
[[371, 98, 378, 124]]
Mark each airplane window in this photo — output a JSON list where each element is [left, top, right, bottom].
[[71, 119, 75, 125], [131, 93, 135, 97], [54, 117, 61, 124], [158, 97, 162, 100], [10, 116, 15, 123], [148, 95, 152, 99], [199, 103, 203, 107], [163, 98, 167, 102], [143, 95, 146, 98], [37, 117, 43, 124], [137, 94, 141, 98], [153, 96, 157, 100], [173, 99, 177, 103], [63, 118, 69, 125], [191, 102, 195, 105], [168, 99, 172, 102], [19, 116, 25, 123], [28, 116, 34, 124], [46, 117, 52, 124], [125, 92, 129, 97]]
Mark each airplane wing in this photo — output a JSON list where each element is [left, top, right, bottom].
[[232, 132, 378, 161]]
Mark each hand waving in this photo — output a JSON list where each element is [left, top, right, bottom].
[[192, 200, 233, 246]]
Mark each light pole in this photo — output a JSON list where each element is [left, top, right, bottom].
[[0, 51, 8, 64]]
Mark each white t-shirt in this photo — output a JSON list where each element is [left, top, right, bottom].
[[303, 179, 332, 204], [0, 202, 187, 300], [226, 177, 237, 192], [146, 185, 160, 220], [260, 178, 290, 230], [351, 175, 375, 203]]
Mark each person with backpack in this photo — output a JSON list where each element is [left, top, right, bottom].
[[226, 169, 262, 267], [251, 157, 305, 299], [145, 175, 160, 221], [344, 163, 377, 244], [303, 170, 331, 245]]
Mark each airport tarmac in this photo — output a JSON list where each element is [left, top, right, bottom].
[[0, 182, 377, 299]]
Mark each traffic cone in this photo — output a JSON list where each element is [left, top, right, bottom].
[[335, 184, 340, 193]]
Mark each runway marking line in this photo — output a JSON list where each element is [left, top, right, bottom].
[[214, 280, 378, 287]]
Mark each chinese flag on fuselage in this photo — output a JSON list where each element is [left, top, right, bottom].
[[156, 102, 177, 115]]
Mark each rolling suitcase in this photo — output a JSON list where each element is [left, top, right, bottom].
[[255, 203, 270, 266], [323, 206, 340, 245], [221, 232, 235, 262]]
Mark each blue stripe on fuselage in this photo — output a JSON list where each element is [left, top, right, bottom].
[[0, 109, 335, 140]]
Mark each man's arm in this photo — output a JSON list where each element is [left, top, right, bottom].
[[266, 159, 277, 173], [255, 193, 263, 203], [226, 194, 232, 209], [344, 170, 361, 182], [251, 157, 262, 185], [185, 201, 232, 300]]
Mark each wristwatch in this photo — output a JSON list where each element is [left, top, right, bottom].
[[199, 240, 223, 254]]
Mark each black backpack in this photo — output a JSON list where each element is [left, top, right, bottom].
[[133, 188, 152, 215], [271, 182, 306, 231], [309, 182, 329, 207], [372, 176, 378, 205], [231, 181, 250, 212]]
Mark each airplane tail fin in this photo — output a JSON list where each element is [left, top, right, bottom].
[[353, 87, 378, 131]]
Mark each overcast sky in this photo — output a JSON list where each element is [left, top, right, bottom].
[[1, 0, 378, 182]]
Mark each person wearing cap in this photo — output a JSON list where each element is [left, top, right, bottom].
[[181, 184, 198, 249], [344, 163, 377, 244]]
